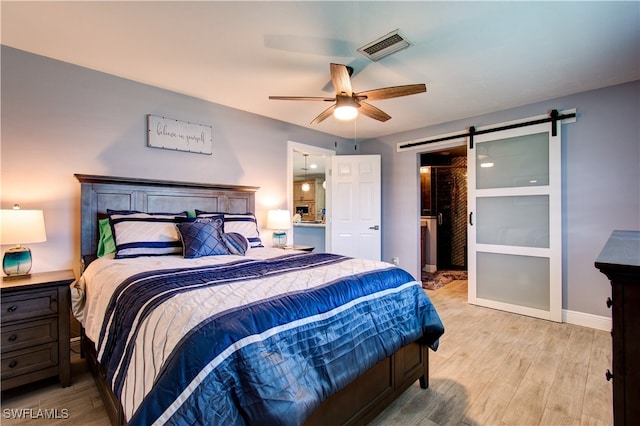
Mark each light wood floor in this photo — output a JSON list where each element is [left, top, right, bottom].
[[371, 280, 613, 426], [1, 280, 612, 425]]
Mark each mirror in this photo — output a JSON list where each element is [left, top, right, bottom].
[[292, 150, 327, 223], [287, 141, 335, 253]]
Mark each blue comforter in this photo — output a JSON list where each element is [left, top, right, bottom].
[[93, 252, 444, 425]]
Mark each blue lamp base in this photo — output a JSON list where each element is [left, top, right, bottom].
[[3, 246, 32, 279], [272, 231, 287, 248]]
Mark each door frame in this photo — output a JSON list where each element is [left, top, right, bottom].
[[415, 139, 468, 277]]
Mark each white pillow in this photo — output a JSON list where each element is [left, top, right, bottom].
[[108, 210, 187, 258]]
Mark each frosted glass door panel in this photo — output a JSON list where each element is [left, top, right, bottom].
[[476, 132, 549, 189], [476, 195, 549, 248], [477, 252, 550, 310], [468, 121, 562, 322]]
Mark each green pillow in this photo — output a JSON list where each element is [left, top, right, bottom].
[[97, 218, 116, 257]]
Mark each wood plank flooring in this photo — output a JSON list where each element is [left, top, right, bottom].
[[1, 280, 612, 425], [370, 280, 613, 426]]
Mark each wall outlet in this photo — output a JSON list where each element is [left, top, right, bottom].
[[391, 257, 399, 266]]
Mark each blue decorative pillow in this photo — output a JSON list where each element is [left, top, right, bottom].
[[108, 210, 187, 259], [222, 232, 249, 256], [196, 211, 263, 248], [176, 217, 230, 258]]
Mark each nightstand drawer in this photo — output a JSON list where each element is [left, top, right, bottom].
[[1, 342, 58, 380], [1, 318, 58, 353], [1, 288, 58, 322]]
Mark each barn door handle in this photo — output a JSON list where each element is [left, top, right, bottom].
[[469, 212, 474, 226]]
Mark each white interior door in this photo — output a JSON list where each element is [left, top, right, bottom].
[[327, 155, 381, 261], [468, 122, 562, 321]]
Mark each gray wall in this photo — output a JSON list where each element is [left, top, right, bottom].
[[0, 46, 353, 275], [361, 80, 640, 318], [3, 45, 638, 319]]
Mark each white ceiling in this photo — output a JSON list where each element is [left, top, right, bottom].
[[2, 1, 639, 140]]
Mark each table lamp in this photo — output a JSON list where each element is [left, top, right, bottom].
[[267, 209, 291, 248], [1, 205, 47, 278]]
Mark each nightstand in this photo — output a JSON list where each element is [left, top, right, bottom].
[[1, 270, 74, 390], [284, 245, 315, 252]]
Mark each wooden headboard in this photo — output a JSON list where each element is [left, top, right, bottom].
[[75, 174, 258, 265]]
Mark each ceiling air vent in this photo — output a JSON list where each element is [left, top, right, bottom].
[[357, 29, 412, 61]]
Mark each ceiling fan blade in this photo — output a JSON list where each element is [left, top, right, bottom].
[[358, 101, 391, 122], [330, 63, 353, 96], [356, 83, 426, 101], [310, 104, 337, 125], [269, 96, 335, 101]]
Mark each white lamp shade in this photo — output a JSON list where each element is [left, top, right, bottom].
[[1, 209, 47, 245], [267, 209, 291, 230]]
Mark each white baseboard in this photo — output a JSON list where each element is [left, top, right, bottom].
[[563, 309, 611, 331]]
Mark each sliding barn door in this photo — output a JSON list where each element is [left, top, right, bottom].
[[468, 122, 562, 321]]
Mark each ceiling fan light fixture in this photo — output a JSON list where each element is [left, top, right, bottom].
[[334, 105, 358, 121], [270, 62, 424, 124], [334, 96, 359, 121]]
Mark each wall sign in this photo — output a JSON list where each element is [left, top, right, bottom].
[[147, 114, 213, 155]]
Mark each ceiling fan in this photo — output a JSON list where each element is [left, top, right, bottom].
[[269, 63, 426, 124]]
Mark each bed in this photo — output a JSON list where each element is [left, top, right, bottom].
[[72, 174, 444, 426]]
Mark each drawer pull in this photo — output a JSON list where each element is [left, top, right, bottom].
[[606, 369, 613, 381], [606, 297, 613, 308], [8, 334, 18, 342], [7, 305, 18, 313], [8, 360, 18, 368]]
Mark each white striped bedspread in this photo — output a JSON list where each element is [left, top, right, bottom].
[[73, 248, 444, 425]]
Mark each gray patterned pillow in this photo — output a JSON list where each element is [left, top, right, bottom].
[[195, 211, 263, 248], [176, 217, 230, 258]]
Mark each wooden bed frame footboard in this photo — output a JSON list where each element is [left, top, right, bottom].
[[75, 174, 430, 425], [81, 333, 428, 426]]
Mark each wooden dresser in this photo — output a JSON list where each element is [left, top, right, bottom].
[[1, 270, 74, 390], [595, 230, 640, 425]]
